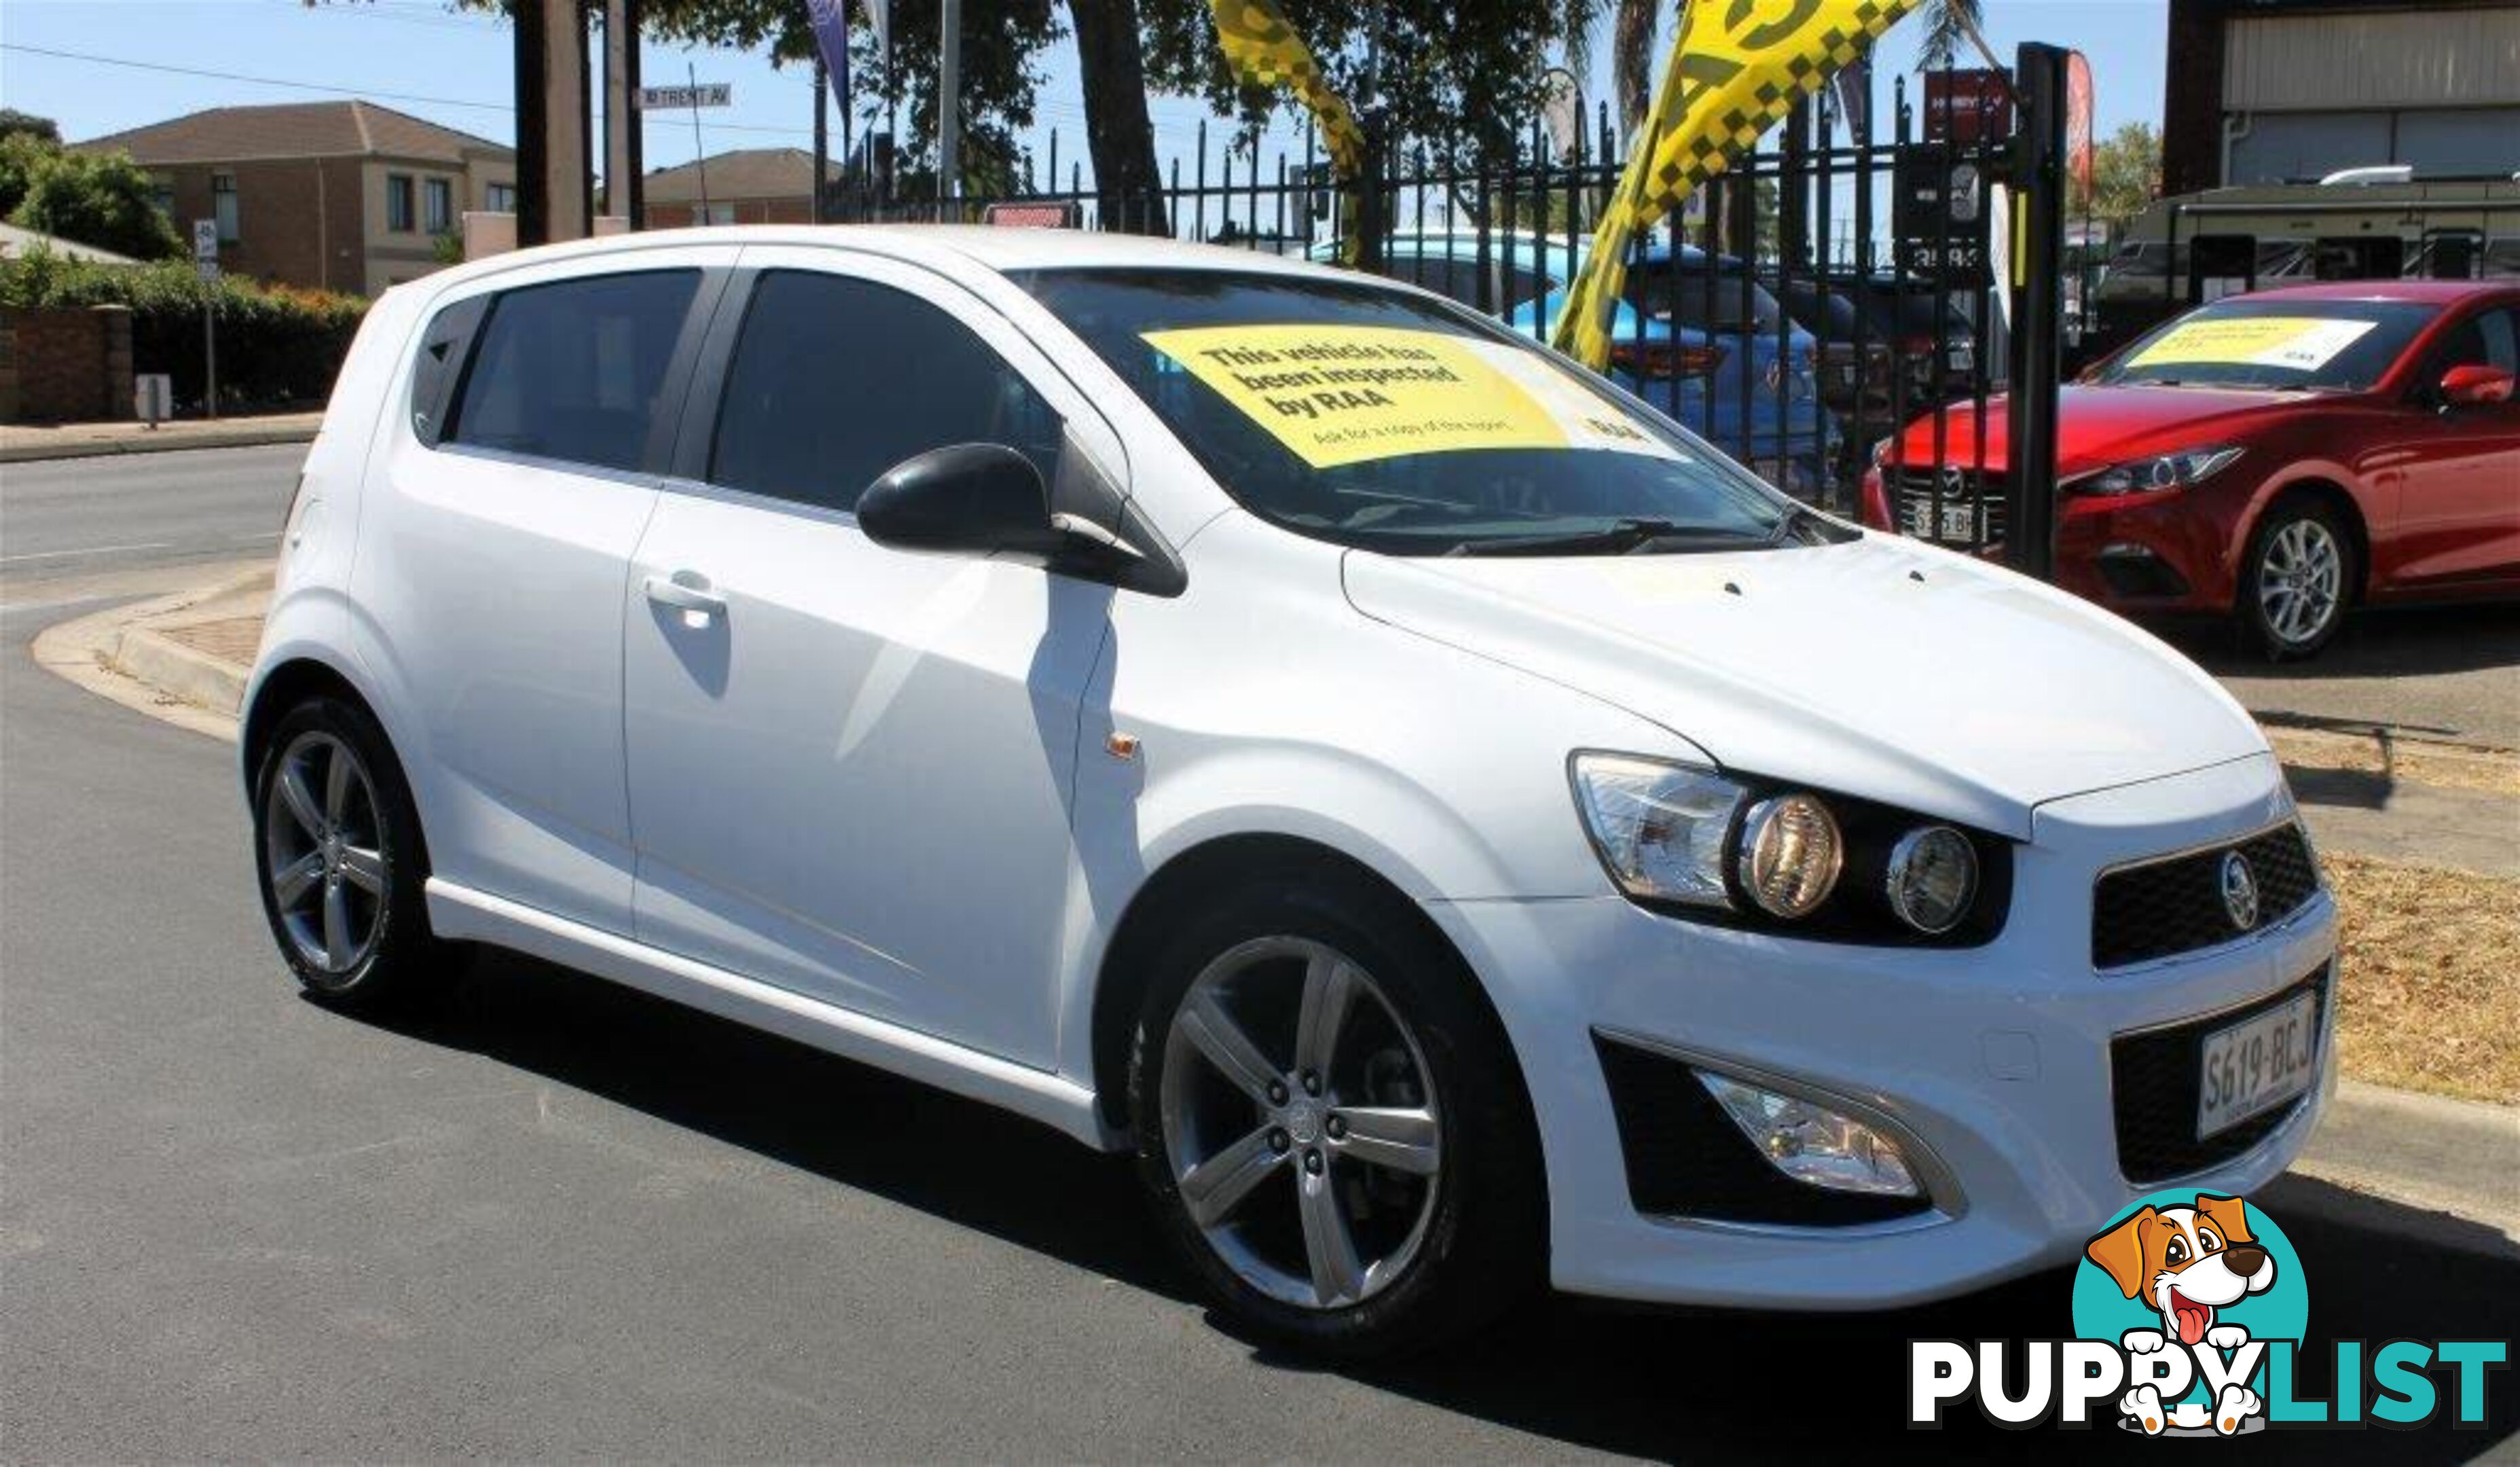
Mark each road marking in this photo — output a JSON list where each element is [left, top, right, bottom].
[[0, 541, 177, 564]]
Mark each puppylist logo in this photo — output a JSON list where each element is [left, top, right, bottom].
[[1910, 1192, 2508, 1434]]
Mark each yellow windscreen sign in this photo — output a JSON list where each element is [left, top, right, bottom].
[[1141, 325, 1682, 469], [2128, 316, 2377, 372]]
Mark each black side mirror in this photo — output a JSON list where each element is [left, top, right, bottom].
[[858, 443, 1066, 564]]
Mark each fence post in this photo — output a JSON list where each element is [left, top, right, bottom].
[[2004, 43, 2069, 583]]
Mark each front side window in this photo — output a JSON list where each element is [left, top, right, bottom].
[[2092, 297, 2440, 393], [2428, 306, 2520, 378], [1020, 268, 1800, 556], [386, 173, 414, 233], [424, 177, 453, 234], [211, 173, 238, 242], [710, 270, 1062, 513], [447, 270, 699, 471]]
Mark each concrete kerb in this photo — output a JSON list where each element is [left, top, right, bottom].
[[29, 563, 267, 743], [0, 421, 321, 465]]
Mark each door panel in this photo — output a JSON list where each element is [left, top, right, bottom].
[[622, 248, 1127, 1068], [2387, 306, 2520, 591], [624, 499, 1108, 1063], [354, 254, 725, 935]]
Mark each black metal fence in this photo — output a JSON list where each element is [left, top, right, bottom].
[[835, 67, 2032, 549]]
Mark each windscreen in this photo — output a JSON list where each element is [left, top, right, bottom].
[[1016, 268, 1800, 557], [2089, 297, 2437, 392]]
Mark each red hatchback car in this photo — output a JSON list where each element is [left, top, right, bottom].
[[1862, 280, 2520, 655]]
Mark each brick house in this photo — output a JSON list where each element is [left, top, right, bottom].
[[74, 101, 517, 297], [642, 148, 840, 228]]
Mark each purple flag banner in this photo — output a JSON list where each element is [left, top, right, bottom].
[[807, 0, 850, 109]]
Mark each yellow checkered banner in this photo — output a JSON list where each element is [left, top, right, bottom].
[[1208, 0, 1370, 264], [1551, 0, 1920, 368]]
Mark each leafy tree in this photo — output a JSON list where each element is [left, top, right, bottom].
[[1137, 1, 1571, 179], [2087, 121, 2159, 238], [450, 0, 1059, 200], [0, 108, 61, 147], [0, 134, 50, 218], [5, 143, 185, 259]]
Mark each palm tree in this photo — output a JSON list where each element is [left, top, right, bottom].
[[1915, 0, 1984, 71]]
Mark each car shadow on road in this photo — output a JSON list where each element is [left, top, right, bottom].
[[357, 948, 2519, 1462]]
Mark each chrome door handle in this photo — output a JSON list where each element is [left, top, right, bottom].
[[644, 572, 726, 620]]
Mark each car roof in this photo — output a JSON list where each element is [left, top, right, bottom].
[[417, 222, 1355, 295], [2234, 278, 2517, 305]]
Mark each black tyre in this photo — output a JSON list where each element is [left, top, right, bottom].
[[250, 697, 442, 1010], [1127, 872, 1544, 1358], [2240, 499, 2355, 659]]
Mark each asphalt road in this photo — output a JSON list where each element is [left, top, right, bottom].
[[2, 448, 2516, 1460], [0, 443, 296, 587]]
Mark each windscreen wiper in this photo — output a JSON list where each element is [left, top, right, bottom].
[[1444, 517, 1768, 558]]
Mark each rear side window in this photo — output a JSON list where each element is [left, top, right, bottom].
[[449, 270, 699, 472], [708, 270, 1062, 512]]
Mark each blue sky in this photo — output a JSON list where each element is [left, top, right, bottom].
[[1, 0, 2170, 184]]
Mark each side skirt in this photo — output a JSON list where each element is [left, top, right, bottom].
[[425, 878, 1120, 1151]]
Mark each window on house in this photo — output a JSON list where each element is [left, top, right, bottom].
[[387, 173, 415, 232], [212, 174, 238, 242], [699, 202, 737, 225], [485, 181, 516, 214], [424, 177, 453, 234]]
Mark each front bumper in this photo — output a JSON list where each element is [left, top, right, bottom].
[[1424, 754, 2337, 1309]]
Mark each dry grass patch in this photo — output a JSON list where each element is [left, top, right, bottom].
[[2324, 850, 2520, 1104], [2266, 727, 2520, 797]]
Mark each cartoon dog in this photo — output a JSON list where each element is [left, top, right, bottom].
[[2085, 1193, 2277, 1436]]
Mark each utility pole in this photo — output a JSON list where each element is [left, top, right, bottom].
[[938, 0, 960, 209], [813, 56, 829, 224], [604, 0, 642, 228], [2005, 42, 2068, 583], [689, 61, 711, 216]]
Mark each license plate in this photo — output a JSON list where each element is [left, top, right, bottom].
[[1949, 345, 1974, 372], [1752, 457, 1789, 486], [1904, 503, 1976, 540], [2196, 992, 2318, 1139]]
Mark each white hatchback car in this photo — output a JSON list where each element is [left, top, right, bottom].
[[246, 226, 2335, 1355]]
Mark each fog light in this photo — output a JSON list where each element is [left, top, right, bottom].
[[1887, 825, 1978, 935], [1698, 1072, 1920, 1197]]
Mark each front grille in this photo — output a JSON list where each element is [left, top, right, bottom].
[[2111, 968, 2327, 1184], [2092, 822, 2320, 969], [1893, 467, 2006, 548], [1594, 1036, 1931, 1226]]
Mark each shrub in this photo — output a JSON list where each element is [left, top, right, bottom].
[[5, 144, 185, 261], [1, 249, 368, 412]]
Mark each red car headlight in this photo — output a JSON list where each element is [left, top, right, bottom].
[[2063, 445, 2246, 496]]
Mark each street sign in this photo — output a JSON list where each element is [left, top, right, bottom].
[[193, 220, 219, 283], [1922, 69, 2013, 146], [1893, 146, 1990, 280], [638, 83, 731, 109]]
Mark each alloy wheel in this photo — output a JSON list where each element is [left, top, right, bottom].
[[2257, 518, 2343, 648], [1159, 936, 1442, 1311], [262, 730, 388, 976]]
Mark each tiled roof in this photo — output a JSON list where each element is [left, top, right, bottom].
[[643, 148, 841, 204], [74, 101, 511, 166]]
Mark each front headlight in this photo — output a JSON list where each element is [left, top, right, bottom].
[[1569, 754, 1744, 909], [1570, 753, 2011, 944], [2065, 443, 2245, 496]]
